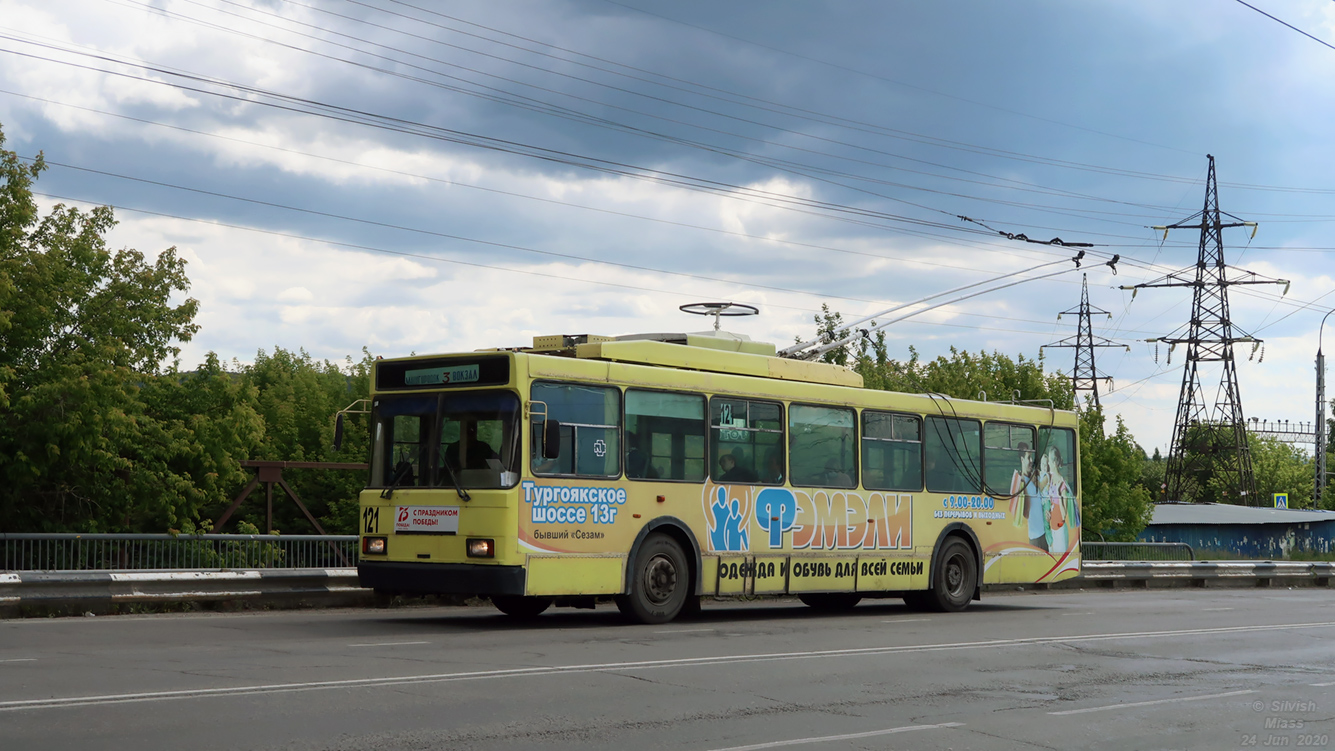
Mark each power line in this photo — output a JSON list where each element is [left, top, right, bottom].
[[593, 0, 1200, 156], [97, 0, 1192, 227], [2, 15, 1327, 321], [28, 189, 1102, 339], [30, 156, 1158, 334], [1233, 0, 1335, 53]]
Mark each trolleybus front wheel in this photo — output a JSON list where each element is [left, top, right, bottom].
[[491, 595, 552, 618], [616, 533, 689, 624]]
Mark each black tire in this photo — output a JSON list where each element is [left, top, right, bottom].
[[926, 537, 977, 612], [798, 593, 862, 611], [491, 595, 552, 618], [616, 533, 690, 624]]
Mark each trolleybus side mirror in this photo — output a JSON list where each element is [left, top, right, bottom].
[[333, 414, 345, 452], [543, 419, 562, 459]]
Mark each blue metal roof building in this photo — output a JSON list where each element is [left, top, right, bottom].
[[1138, 503, 1335, 560]]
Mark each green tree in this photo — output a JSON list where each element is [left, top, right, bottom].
[[1199, 434, 1314, 508], [0, 125, 259, 531], [1140, 446, 1167, 504], [855, 341, 1073, 409], [1079, 407, 1155, 541], [211, 347, 372, 534]]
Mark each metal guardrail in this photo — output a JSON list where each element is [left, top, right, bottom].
[[1, 534, 358, 572], [1079, 560, 1335, 583], [0, 569, 369, 616], [1082, 541, 1195, 561]]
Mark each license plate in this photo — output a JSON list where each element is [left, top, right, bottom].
[[394, 505, 459, 534]]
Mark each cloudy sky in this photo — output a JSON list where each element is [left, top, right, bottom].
[[2, 0, 1333, 454]]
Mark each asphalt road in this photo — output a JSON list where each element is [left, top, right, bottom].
[[3, 588, 1335, 750]]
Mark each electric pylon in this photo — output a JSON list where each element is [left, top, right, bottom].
[[1041, 274, 1128, 408], [1123, 155, 1289, 505]]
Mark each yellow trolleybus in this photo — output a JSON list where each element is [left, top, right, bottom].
[[348, 330, 1081, 624]]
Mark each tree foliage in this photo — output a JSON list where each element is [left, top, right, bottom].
[[0, 126, 262, 531], [1079, 407, 1154, 541], [809, 306, 1073, 407], [206, 347, 372, 535]]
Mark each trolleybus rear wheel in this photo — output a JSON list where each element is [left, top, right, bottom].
[[928, 537, 976, 612], [617, 533, 689, 624], [798, 593, 862, 611], [491, 595, 552, 618]]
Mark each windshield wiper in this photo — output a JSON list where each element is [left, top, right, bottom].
[[380, 463, 413, 500], [439, 457, 472, 502]]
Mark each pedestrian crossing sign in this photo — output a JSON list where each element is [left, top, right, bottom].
[[1274, 493, 1288, 509]]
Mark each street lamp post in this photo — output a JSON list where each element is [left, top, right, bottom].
[[1318, 310, 1334, 507]]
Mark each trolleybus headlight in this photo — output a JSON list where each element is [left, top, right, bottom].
[[466, 538, 495, 558], [363, 536, 387, 555]]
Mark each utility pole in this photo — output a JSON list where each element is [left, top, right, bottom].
[[1123, 155, 1289, 505], [1041, 274, 1128, 408], [1318, 311, 1333, 506]]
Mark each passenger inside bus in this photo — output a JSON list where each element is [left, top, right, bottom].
[[718, 449, 758, 483], [625, 431, 658, 479], [443, 421, 500, 471]]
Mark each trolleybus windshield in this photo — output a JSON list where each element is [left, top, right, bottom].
[[370, 391, 521, 489]]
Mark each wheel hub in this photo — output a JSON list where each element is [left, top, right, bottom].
[[643, 554, 678, 605], [945, 556, 965, 596]]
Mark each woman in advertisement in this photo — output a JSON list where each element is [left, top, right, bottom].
[[1040, 447, 1073, 554]]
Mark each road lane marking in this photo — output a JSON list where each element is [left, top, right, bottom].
[[704, 722, 964, 751], [1310, 681, 1335, 687], [1049, 689, 1255, 715], [4, 621, 1334, 712], [881, 618, 930, 623], [0, 659, 36, 663], [346, 641, 429, 647], [654, 628, 715, 634], [1203, 608, 1234, 612], [1060, 612, 1095, 616]]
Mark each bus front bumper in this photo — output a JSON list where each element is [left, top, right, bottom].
[[357, 561, 526, 596]]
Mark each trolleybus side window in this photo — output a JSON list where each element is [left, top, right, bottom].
[[861, 411, 922, 491], [789, 404, 856, 489], [371, 395, 436, 488], [984, 423, 1036, 496], [924, 416, 982, 494], [625, 389, 706, 482], [710, 398, 783, 485], [531, 382, 621, 477]]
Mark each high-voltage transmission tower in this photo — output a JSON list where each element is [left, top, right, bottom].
[[1124, 155, 1289, 505], [1041, 274, 1128, 408]]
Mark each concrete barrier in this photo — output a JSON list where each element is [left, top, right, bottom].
[[0, 569, 372, 617]]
